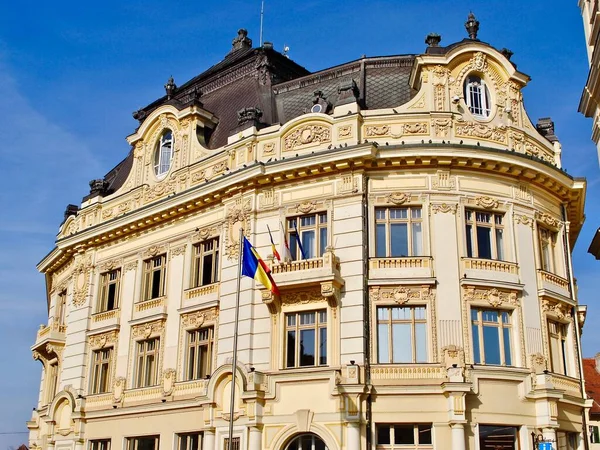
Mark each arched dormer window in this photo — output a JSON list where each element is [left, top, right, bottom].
[[154, 130, 173, 178], [464, 75, 491, 119]]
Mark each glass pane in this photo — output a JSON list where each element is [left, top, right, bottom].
[[107, 284, 116, 310], [202, 254, 214, 285], [318, 310, 327, 323], [482, 310, 499, 323], [376, 224, 387, 257], [375, 209, 385, 220], [319, 227, 327, 256], [392, 323, 411, 363], [377, 426, 391, 445], [411, 208, 422, 219], [302, 230, 315, 259], [414, 307, 426, 320], [378, 324, 390, 363], [412, 222, 422, 256], [188, 346, 195, 380], [495, 228, 504, 260], [290, 234, 298, 261], [418, 425, 432, 445], [378, 308, 389, 320], [415, 323, 427, 362], [390, 223, 408, 256], [503, 327, 512, 366], [394, 425, 414, 444], [472, 324, 481, 364], [483, 325, 501, 365], [466, 224, 473, 257], [286, 331, 296, 368], [476, 226, 492, 259], [319, 327, 327, 365], [299, 329, 315, 366], [287, 314, 296, 327], [300, 312, 315, 325], [151, 270, 161, 299]]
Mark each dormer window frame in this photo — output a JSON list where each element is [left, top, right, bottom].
[[464, 74, 492, 120], [154, 129, 174, 179]]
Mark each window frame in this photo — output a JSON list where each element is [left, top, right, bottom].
[[154, 129, 173, 179], [538, 226, 557, 273], [134, 337, 160, 388], [46, 359, 59, 404], [284, 309, 328, 368], [471, 308, 513, 366], [464, 75, 492, 119], [142, 254, 167, 301], [185, 326, 214, 380], [90, 440, 111, 450], [56, 290, 67, 326], [191, 238, 220, 288], [374, 206, 424, 258], [178, 433, 202, 450], [465, 209, 505, 260], [126, 436, 160, 450], [97, 269, 121, 313], [287, 212, 328, 260], [548, 319, 569, 376], [376, 305, 428, 364], [375, 423, 433, 449], [90, 347, 113, 394]]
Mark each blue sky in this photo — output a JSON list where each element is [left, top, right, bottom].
[[0, 0, 598, 447]]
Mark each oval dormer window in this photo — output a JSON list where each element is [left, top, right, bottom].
[[464, 75, 491, 119], [154, 130, 173, 178]]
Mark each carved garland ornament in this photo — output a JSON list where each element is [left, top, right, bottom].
[[181, 307, 218, 329], [295, 201, 317, 214], [463, 286, 519, 307], [143, 244, 167, 259], [338, 125, 352, 139], [536, 212, 561, 229], [169, 244, 187, 259], [284, 124, 331, 151], [72, 255, 93, 307], [89, 330, 119, 349], [131, 320, 165, 339], [365, 122, 429, 138], [430, 203, 457, 214], [191, 226, 219, 243], [224, 198, 251, 260], [431, 65, 450, 111], [454, 118, 507, 144], [385, 192, 410, 205], [263, 143, 276, 155], [514, 215, 534, 227], [369, 286, 434, 304], [474, 196, 499, 209], [541, 299, 572, 320], [124, 260, 139, 272]]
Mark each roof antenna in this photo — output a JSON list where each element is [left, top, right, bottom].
[[259, 0, 265, 46]]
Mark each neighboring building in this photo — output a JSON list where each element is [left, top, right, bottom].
[[28, 17, 589, 450], [584, 357, 600, 448]]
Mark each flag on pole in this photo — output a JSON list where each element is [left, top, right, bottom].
[[266, 224, 281, 262], [241, 237, 279, 295], [293, 220, 307, 260], [280, 221, 293, 262]]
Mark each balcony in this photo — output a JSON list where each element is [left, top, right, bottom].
[[90, 309, 120, 332], [263, 248, 344, 312], [369, 256, 433, 280], [537, 270, 571, 300], [462, 257, 519, 284], [31, 321, 66, 360], [370, 364, 447, 386], [132, 297, 167, 321], [183, 283, 219, 308]]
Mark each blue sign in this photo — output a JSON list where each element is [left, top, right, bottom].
[[538, 443, 553, 450]]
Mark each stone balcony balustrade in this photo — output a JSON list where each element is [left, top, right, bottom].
[[31, 321, 66, 361], [461, 257, 520, 284], [537, 269, 571, 300], [369, 256, 434, 280]]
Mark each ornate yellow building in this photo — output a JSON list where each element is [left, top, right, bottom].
[[29, 18, 589, 450]]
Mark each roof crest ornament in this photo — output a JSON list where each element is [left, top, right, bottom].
[[164, 76, 177, 100], [465, 12, 480, 40], [231, 28, 252, 53]]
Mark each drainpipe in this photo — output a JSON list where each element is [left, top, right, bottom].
[[562, 204, 590, 450], [363, 174, 372, 450]]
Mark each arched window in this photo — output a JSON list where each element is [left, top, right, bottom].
[[154, 130, 173, 178], [464, 75, 491, 119], [285, 434, 328, 450]]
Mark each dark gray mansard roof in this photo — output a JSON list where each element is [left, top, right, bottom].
[[93, 42, 418, 199]]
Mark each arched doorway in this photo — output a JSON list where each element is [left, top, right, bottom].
[[285, 433, 328, 450]]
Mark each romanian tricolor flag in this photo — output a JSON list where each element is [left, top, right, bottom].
[[266, 225, 281, 262], [241, 237, 279, 295]]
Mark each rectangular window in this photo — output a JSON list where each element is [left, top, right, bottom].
[[126, 436, 160, 450], [192, 239, 219, 287], [539, 227, 556, 272], [548, 320, 569, 376], [375, 207, 423, 257], [142, 255, 166, 301], [90, 348, 113, 394], [287, 213, 328, 260], [376, 424, 433, 448], [224, 437, 240, 450], [556, 431, 578, 450], [471, 309, 512, 366], [377, 306, 427, 363], [98, 269, 120, 312], [590, 425, 600, 444], [178, 433, 201, 450], [478, 425, 517, 450], [135, 338, 160, 388], [90, 440, 111, 450], [285, 310, 327, 368], [186, 327, 214, 380], [465, 210, 505, 260], [56, 290, 67, 326]]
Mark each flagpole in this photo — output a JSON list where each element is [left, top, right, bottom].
[[228, 227, 244, 450]]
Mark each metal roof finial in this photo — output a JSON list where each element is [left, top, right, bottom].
[[164, 76, 177, 100], [465, 12, 480, 40]]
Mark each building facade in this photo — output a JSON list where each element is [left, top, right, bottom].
[[29, 19, 588, 450]]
